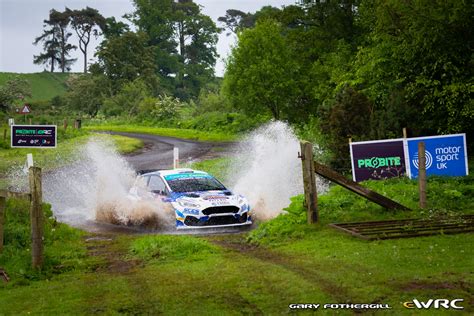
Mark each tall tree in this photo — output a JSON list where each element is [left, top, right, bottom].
[[33, 9, 77, 73], [130, 0, 218, 99], [172, 0, 219, 99], [69, 7, 106, 73]]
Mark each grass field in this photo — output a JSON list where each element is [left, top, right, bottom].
[[85, 125, 238, 142], [0, 156, 472, 314], [0, 72, 70, 101]]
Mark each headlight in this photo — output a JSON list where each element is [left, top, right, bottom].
[[178, 200, 200, 208]]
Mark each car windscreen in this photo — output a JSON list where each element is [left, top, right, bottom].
[[166, 176, 226, 193]]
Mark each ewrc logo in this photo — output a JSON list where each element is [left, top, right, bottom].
[[412, 150, 433, 169], [403, 299, 464, 310]]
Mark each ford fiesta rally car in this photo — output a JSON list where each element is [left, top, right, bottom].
[[129, 169, 252, 229]]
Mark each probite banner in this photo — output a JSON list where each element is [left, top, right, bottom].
[[350, 139, 406, 182]]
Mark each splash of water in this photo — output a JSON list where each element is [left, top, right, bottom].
[[42, 138, 171, 229], [227, 122, 295, 219]]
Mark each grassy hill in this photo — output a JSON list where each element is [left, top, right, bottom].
[[0, 72, 70, 101]]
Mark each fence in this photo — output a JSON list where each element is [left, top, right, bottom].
[[299, 141, 410, 224], [0, 166, 44, 269]]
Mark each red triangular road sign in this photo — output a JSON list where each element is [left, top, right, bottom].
[[20, 104, 31, 114]]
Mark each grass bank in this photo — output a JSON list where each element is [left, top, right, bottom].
[[0, 72, 69, 102], [85, 125, 238, 142], [0, 159, 472, 314]]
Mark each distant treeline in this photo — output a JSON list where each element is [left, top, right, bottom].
[[1, 0, 472, 171]]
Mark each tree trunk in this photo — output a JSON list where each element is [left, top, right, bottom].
[[50, 56, 55, 72], [178, 22, 186, 88], [60, 28, 65, 73], [83, 46, 87, 73]]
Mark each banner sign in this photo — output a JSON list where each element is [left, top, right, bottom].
[[11, 125, 57, 148], [406, 134, 468, 179], [350, 139, 407, 182]]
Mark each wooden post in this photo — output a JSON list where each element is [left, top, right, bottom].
[[29, 118, 32, 125], [300, 141, 318, 224], [29, 167, 43, 268], [173, 147, 179, 169], [403, 127, 407, 139], [0, 197, 5, 253], [74, 119, 81, 129], [418, 142, 427, 209], [63, 119, 68, 131]]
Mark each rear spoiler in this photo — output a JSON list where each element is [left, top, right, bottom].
[[136, 169, 164, 175]]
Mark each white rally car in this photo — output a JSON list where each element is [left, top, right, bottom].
[[129, 169, 252, 229]]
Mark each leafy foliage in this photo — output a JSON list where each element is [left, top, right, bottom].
[[0, 77, 31, 112], [224, 19, 299, 120]]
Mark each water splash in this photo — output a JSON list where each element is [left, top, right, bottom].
[[229, 121, 299, 219], [42, 138, 171, 229]]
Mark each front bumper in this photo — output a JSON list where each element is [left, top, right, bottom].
[[175, 211, 252, 229]]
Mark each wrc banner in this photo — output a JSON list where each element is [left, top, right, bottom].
[[350, 133, 468, 182]]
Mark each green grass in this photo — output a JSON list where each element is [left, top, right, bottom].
[[101, 134, 144, 155], [85, 124, 238, 142], [0, 72, 69, 102], [0, 159, 472, 314], [0, 199, 93, 287], [186, 157, 234, 181]]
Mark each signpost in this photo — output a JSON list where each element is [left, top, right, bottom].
[[19, 104, 31, 123], [10, 125, 57, 148], [406, 134, 468, 179], [350, 139, 407, 182]]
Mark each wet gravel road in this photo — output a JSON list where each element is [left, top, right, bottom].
[[104, 131, 236, 171]]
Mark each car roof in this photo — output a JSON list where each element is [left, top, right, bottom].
[[142, 168, 210, 178]]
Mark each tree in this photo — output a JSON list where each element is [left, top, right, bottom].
[[33, 9, 76, 72], [351, 0, 474, 137], [65, 74, 109, 116], [0, 77, 31, 112], [172, 0, 219, 99], [94, 31, 157, 91], [69, 7, 106, 73], [102, 17, 130, 40], [218, 6, 282, 36], [130, 0, 219, 99], [217, 9, 253, 36], [223, 19, 299, 120]]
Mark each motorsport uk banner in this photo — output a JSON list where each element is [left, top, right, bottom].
[[350, 133, 468, 182]]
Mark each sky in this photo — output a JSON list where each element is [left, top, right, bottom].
[[0, 0, 296, 76]]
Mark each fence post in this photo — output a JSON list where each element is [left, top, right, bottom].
[[0, 197, 5, 253], [418, 142, 427, 209], [63, 119, 68, 131], [300, 141, 318, 224], [29, 167, 43, 268]]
